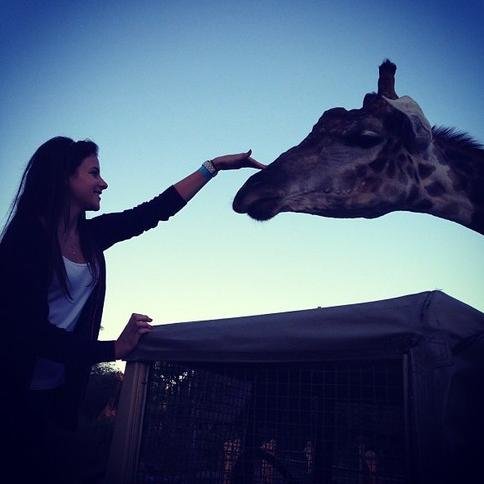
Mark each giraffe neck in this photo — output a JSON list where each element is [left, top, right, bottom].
[[409, 130, 484, 235]]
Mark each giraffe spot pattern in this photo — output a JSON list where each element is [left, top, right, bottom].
[[387, 161, 396, 178], [369, 158, 387, 172], [417, 163, 436, 179], [364, 176, 382, 192], [356, 165, 368, 177], [398, 171, 408, 184], [425, 181, 446, 197], [442, 201, 461, 218], [406, 165, 416, 178], [415, 199, 434, 210], [407, 185, 419, 203], [449, 171, 468, 191], [342, 170, 356, 189]]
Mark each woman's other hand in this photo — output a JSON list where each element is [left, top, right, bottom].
[[211, 150, 266, 171], [115, 313, 153, 359]]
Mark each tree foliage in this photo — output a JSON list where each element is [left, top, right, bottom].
[[81, 362, 123, 421]]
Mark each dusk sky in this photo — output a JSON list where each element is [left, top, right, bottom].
[[1, 1, 483, 366]]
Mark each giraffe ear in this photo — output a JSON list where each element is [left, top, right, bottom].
[[383, 95, 432, 152]]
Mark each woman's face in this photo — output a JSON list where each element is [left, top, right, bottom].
[[68, 154, 108, 212]]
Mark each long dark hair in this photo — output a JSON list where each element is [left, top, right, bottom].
[[1, 136, 100, 297]]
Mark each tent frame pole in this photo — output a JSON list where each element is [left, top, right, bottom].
[[105, 361, 149, 484]]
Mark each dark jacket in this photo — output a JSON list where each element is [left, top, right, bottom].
[[0, 185, 186, 429]]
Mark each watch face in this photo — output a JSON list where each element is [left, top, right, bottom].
[[204, 161, 216, 173]]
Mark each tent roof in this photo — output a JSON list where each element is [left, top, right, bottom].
[[127, 291, 484, 363]]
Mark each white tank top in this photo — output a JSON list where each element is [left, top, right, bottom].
[[30, 257, 95, 390]]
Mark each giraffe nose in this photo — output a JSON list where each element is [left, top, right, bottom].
[[233, 167, 286, 214], [250, 161, 288, 186]]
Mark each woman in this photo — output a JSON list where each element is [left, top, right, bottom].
[[0, 136, 265, 483]]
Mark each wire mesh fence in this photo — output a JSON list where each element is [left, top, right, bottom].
[[136, 359, 408, 484]]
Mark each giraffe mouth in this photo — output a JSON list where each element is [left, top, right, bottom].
[[234, 188, 353, 221], [235, 189, 391, 221], [233, 181, 285, 220], [243, 196, 282, 221]]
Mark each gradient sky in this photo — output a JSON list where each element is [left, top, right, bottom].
[[1, 1, 483, 367]]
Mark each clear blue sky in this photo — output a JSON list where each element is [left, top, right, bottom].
[[1, 1, 483, 357]]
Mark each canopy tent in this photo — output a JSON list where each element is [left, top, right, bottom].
[[115, 291, 484, 484], [127, 290, 484, 363]]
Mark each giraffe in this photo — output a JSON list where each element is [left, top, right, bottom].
[[233, 60, 484, 235]]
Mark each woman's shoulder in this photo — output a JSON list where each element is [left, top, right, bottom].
[[0, 216, 49, 258], [0, 217, 51, 303], [3, 214, 47, 237]]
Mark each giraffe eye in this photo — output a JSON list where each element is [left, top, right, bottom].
[[347, 130, 383, 149]]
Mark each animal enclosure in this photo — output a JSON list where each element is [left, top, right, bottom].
[[136, 359, 407, 483], [106, 291, 484, 484]]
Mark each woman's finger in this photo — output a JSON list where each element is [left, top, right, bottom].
[[134, 314, 152, 321], [234, 150, 251, 160], [246, 157, 267, 169]]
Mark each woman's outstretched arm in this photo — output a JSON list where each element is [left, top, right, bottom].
[[88, 150, 266, 251], [174, 149, 266, 201]]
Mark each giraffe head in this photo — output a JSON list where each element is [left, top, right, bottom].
[[233, 60, 434, 221]]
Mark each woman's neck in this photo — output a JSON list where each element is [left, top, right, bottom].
[[58, 206, 83, 235], [57, 214, 86, 263]]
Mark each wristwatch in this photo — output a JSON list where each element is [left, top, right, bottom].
[[202, 159, 218, 177]]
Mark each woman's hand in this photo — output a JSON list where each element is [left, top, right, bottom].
[[211, 150, 266, 171], [115, 313, 153, 359]]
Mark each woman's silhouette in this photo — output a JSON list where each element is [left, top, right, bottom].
[[0, 136, 265, 483]]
